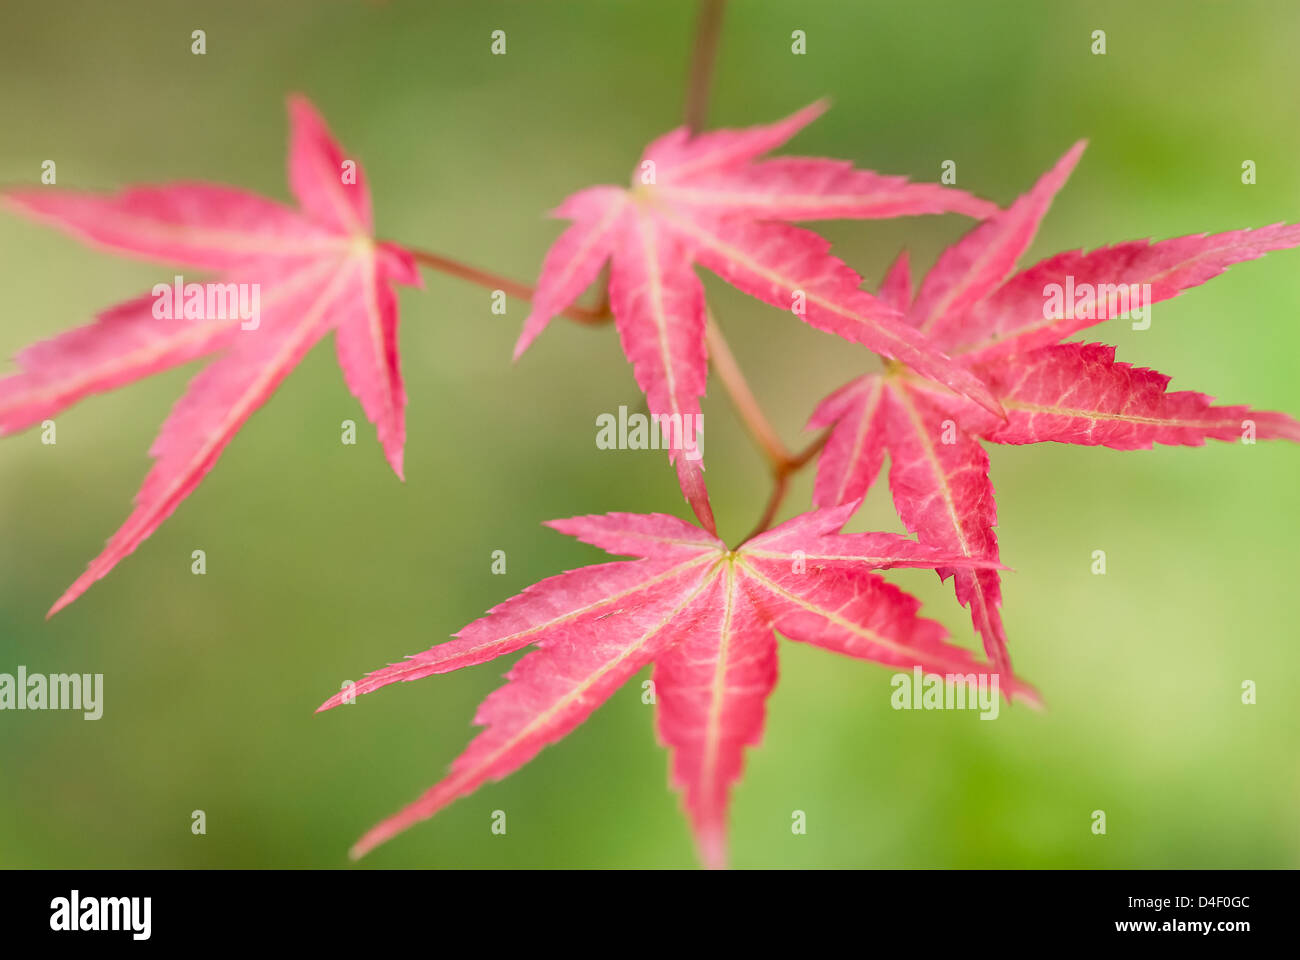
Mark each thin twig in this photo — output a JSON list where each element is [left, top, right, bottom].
[[683, 0, 830, 540], [402, 0, 820, 547], [704, 315, 788, 468], [404, 246, 610, 325], [705, 315, 832, 542], [683, 0, 727, 133], [790, 429, 830, 470], [745, 471, 790, 545], [741, 429, 831, 544]]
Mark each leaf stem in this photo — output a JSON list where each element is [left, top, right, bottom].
[[683, 0, 728, 133], [404, 246, 611, 325], [412, 0, 814, 545], [403, 0, 727, 329], [703, 315, 787, 468], [745, 471, 792, 545], [741, 430, 830, 544], [704, 315, 830, 542]]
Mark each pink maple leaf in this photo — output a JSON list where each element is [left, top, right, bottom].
[[811, 141, 1300, 678], [317, 503, 1023, 867], [513, 101, 1003, 533], [1, 96, 420, 616]]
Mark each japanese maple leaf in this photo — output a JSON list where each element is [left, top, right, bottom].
[[317, 503, 1024, 867], [810, 140, 1300, 678], [1, 96, 420, 616], [513, 101, 1004, 534]]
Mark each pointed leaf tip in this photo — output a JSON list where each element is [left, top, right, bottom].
[[1014, 685, 1046, 711], [4, 96, 412, 612], [337, 507, 1051, 858], [523, 103, 1016, 520], [510, 332, 531, 363]]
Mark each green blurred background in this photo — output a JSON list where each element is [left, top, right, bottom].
[[1, 0, 1297, 869]]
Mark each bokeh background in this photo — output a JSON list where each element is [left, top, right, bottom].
[[1, 0, 1298, 869]]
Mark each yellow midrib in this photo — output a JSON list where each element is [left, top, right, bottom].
[[1002, 398, 1227, 429], [699, 562, 736, 810], [739, 559, 924, 663], [390, 553, 719, 678], [891, 385, 973, 558], [953, 240, 1265, 357], [634, 212, 685, 420], [441, 563, 723, 797], [657, 187, 886, 209], [104, 264, 356, 553], [543, 196, 626, 302], [656, 208, 909, 350], [5, 258, 339, 415], [833, 378, 883, 505]]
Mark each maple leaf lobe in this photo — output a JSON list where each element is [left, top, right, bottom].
[[811, 141, 1300, 686], [515, 102, 1004, 529], [2, 96, 419, 614], [320, 505, 1022, 866]]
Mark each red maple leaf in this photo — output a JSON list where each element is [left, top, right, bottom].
[[1, 96, 420, 616], [513, 101, 1003, 533], [810, 141, 1300, 677], [318, 503, 1023, 867]]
